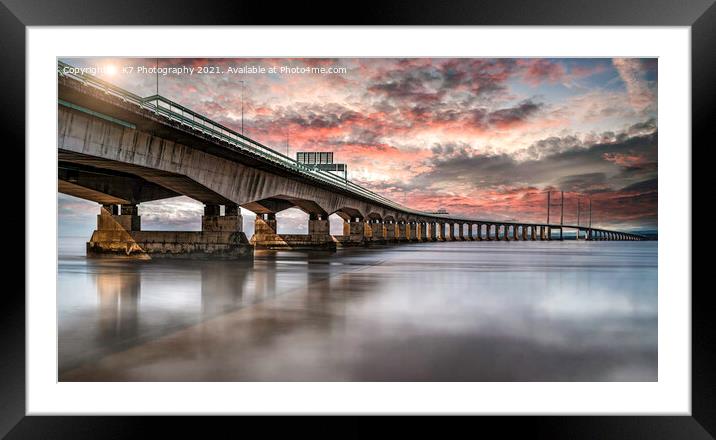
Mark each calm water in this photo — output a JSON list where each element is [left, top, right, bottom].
[[58, 238, 657, 381]]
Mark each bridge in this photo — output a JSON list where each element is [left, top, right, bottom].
[[57, 62, 647, 258]]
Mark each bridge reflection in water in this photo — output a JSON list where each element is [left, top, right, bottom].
[[58, 240, 657, 382]]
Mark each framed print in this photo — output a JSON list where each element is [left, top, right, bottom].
[[3, 0, 711, 436]]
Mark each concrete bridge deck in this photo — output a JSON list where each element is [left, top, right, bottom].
[[56, 62, 647, 258]]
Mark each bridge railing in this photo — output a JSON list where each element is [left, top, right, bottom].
[[57, 61, 428, 216]]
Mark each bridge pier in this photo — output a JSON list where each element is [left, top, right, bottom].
[[384, 220, 396, 241], [252, 212, 336, 251], [94, 203, 141, 233], [449, 223, 458, 241], [458, 223, 465, 241], [407, 221, 418, 242], [502, 225, 510, 241], [88, 203, 252, 259], [338, 217, 366, 246], [368, 219, 386, 244], [434, 222, 443, 241], [467, 223, 474, 241], [429, 222, 438, 241], [397, 222, 408, 242], [418, 222, 429, 241]]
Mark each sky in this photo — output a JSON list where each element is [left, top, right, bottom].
[[59, 57, 657, 236]]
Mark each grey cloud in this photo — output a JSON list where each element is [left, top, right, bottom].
[[414, 123, 658, 193]]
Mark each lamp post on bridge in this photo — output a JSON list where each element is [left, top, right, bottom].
[[560, 190, 564, 241], [239, 80, 245, 135], [577, 198, 581, 240], [588, 198, 593, 240], [547, 190, 551, 224]]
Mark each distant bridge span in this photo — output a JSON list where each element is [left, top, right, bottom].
[[56, 62, 647, 258]]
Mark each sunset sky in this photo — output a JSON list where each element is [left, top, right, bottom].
[[59, 57, 657, 236]]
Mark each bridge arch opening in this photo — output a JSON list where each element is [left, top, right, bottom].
[[366, 212, 383, 222], [329, 213, 345, 236], [330, 207, 365, 237], [139, 196, 205, 231], [275, 207, 309, 234]]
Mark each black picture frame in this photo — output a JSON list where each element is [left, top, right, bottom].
[[2, 0, 710, 436]]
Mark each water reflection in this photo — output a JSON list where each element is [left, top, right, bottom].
[[96, 271, 140, 342], [58, 241, 657, 381]]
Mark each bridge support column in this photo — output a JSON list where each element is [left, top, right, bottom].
[[369, 219, 386, 244], [418, 222, 428, 241], [385, 221, 396, 241], [445, 223, 453, 241], [340, 217, 366, 246], [475, 223, 482, 241], [254, 213, 277, 236], [503, 225, 511, 241], [436, 223, 445, 241], [251, 213, 278, 248], [429, 222, 437, 241], [512, 225, 519, 241], [253, 212, 336, 251], [308, 213, 331, 237], [88, 203, 252, 259], [95, 203, 141, 232], [397, 222, 408, 241], [458, 224, 465, 241], [530, 226, 536, 241], [202, 204, 243, 232], [546, 227, 552, 241], [407, 222, 418, 242], [467, 224, 474, 240]]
